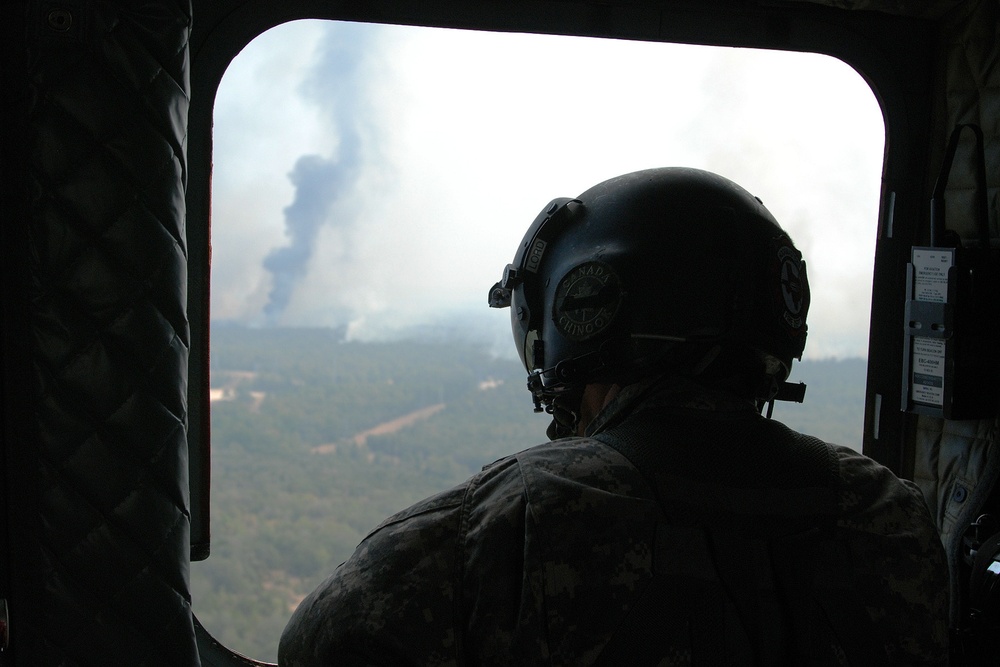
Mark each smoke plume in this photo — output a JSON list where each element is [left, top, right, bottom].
[[260, 22, 378, 324]]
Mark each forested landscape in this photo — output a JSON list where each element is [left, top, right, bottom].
[[192, 326, 867, 662]]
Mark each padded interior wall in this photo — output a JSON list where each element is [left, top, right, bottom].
[[911, 0, 1000, 624], [5, 1, 200, 663]]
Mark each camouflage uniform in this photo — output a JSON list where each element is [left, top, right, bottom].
[[279, 378, 950, 666]]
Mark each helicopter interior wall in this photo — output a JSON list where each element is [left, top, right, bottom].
[[1, 0, 997, 665], [907, 1, 1000, 624], [1, 1, 200, 665]]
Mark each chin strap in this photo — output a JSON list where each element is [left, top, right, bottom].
[[546, 414, 575, 440], [545, 391, 583, 440]]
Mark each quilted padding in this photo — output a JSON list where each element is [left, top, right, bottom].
[[20, 0, 200, 664], [919, 0, 1000, 624], [934, 1, 999, 242], [801, 0, 965, 19], [913, 415, 999, 620]]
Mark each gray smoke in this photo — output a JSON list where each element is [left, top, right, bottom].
[[262, 149, 360, 322], [261, 22, 379, 324]]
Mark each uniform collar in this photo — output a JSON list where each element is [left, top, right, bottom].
[[584, 374, 759, 437]]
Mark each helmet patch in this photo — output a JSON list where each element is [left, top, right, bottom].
[[777, 245, 807, 329], [553, 262, 622, 341]]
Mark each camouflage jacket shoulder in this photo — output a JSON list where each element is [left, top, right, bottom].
[[279, 417, 949, 665], [278, 439, 656, 666]]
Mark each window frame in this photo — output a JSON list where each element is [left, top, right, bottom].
[[185, 2, 937, 662]]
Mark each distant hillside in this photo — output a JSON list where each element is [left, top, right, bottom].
[[770, 356, 867, 449], [193, 326, 868, 661]]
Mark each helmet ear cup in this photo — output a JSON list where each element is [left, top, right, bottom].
[[753, 234, 810, 372], [551, 261, 624, 343]]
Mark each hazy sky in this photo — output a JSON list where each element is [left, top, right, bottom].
[[210, 19, 885, 360]]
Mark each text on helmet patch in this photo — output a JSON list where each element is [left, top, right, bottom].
[[553, 261, 622, 341]]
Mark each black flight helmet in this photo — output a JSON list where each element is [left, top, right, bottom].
[[489, 167, 809, 414]]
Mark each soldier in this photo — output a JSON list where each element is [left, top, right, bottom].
[[279, 167, 949, 665]]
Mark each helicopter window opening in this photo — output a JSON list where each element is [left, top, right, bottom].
[[194, 19, 885, 662]]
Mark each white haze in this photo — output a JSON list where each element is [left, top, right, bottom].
[[210, 20, 884, 360]]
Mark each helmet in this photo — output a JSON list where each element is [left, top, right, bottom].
[[488, 167, 809, 413]]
